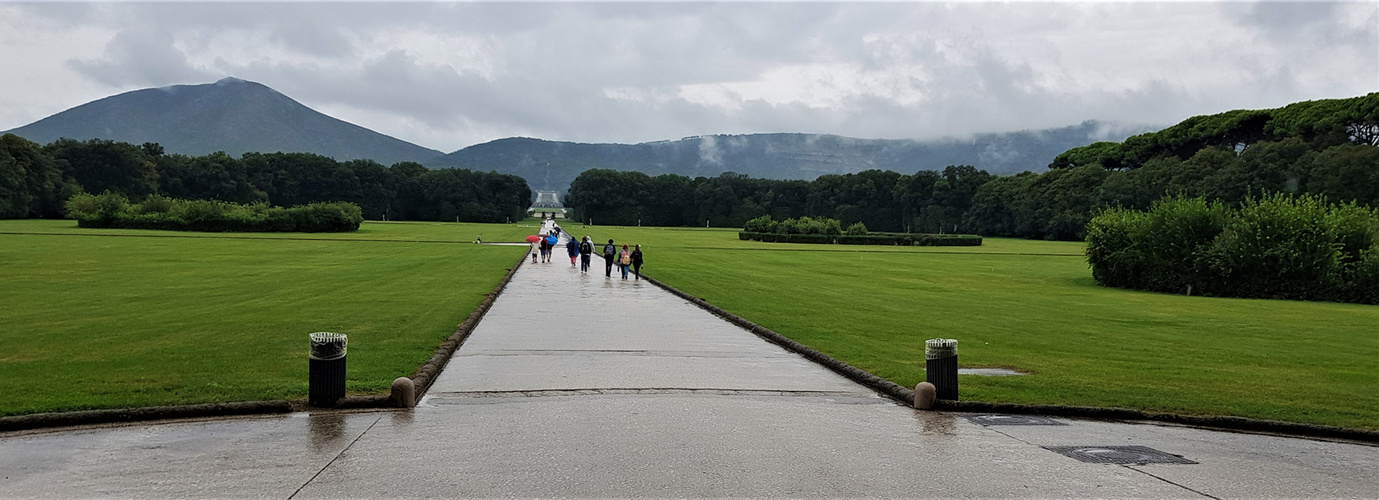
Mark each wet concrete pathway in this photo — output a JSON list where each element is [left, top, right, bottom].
[[2, 236, 1377, 497]]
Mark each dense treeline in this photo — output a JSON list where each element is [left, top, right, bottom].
[[1086, 195, 1379, 304], [0, 134, 531, 223], [567, 94, 1378, 240], [67, 192, 364, 232], [565, 165, 991, 233], [973, 93, 1379, 239]]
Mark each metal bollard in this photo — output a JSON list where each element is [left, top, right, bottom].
[[308, 332, 347, 407], [925, 338, 958, 401]]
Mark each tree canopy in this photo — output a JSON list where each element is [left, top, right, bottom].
[[0, 135, 531, 223]]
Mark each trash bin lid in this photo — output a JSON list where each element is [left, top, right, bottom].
[[925, 338, 957, 359], [309, 332, 348, 360]]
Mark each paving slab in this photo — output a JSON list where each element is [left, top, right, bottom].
[[0, 412, 380, 498], [2, 237, 1376, 498]]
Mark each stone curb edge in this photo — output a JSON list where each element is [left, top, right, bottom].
[[641, 275, 918, 406], [642, 275, 1379, 445], [0, 250, 529, 432], [933, 400, 1379, 443], [408, 251, 527, 400], [0, 401, 293, 433]]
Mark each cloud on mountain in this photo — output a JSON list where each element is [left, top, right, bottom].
[[1, 2, 1374, 153]]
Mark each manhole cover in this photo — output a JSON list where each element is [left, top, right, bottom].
[[1044, 446, 1197, 465], [966, 414, 1067, 426]]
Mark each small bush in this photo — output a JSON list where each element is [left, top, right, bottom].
[[845, 222, 868, 235], [137, 194, 174, 214], [65, 191, 130, 227]]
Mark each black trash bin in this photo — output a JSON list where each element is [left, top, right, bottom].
[[925, 338, 958, 401], [309, 332, 347, 407]]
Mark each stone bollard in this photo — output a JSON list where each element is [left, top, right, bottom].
[[390, 377, 416, 408], [914, 382, 937, 409]]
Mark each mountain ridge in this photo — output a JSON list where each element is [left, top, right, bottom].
[[5, 78, 1154, 193], [429, 123, 1154, 192]]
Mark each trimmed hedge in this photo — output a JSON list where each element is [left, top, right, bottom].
[[741, 214, 981, 246], [740, 231, 982, 246], [744, 215, 844, 235], [1086, 194, 1379, 304], [66, 192, 363, 233]]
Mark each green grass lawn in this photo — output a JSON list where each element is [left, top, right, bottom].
[[0, 219, 532, 416], [574, 224, 1379, 430], [6, 218, 1377, 430]]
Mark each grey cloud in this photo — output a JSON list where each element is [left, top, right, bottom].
[[13, 2, 1378, 152], [67, 28, 212, 88]]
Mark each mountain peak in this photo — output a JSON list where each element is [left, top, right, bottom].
[[3, 79, 443, 164]]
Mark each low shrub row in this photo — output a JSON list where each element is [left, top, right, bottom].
[[740, 231, 982, 246], [744, 215, 868, 236], [66, 192, 364, 233], [1086, 194, 1379, 304]]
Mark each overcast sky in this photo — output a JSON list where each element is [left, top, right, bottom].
[[1, 1, 1375, 153]]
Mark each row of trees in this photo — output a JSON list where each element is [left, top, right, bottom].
[[566, 94, 1377, 240], [964, 139, 1379, 240], [1053, 93, 1377, 171], [0, 135, 532, 223], [564, 165, 992, 233]]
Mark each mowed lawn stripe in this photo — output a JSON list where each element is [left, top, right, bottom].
[[0, 220, 525, 416]]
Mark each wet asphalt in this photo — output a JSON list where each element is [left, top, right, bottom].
[[1, 226, 1376, 498]]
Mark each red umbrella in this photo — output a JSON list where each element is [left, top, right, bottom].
[[525, 235, 541, 242]]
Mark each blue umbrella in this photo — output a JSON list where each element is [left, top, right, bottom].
[[545, 234, 558, 245]]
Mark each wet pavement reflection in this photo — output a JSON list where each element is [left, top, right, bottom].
[[308, 413, 347, 451], [915, 410, 957, 435]]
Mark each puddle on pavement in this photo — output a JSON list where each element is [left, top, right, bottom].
[[308, 413, 347, 451], [914, 411, 957, 435]]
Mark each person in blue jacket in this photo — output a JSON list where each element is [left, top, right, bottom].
[[565, 237, 579, 267]]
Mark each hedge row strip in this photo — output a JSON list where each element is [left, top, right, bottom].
[[740, 231, 982, 246], [67, 193, 364, 233]]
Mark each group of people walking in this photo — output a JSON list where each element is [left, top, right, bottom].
[[528, 222, 644, 280], [573, 237, 642, 279], [530, 225, 564, 263]]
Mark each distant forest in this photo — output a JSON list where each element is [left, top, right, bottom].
[[0, 135, 531, 223], [566, 93, 1379, 239], [5, 93, 1375, 239]]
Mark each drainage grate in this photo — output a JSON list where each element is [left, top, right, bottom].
[[966, 414, 1067, 426], [1044, 446, 1197, 465]]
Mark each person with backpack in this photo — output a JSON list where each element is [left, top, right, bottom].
[[578, 236, 594, 273], [618, 244, 632, 280], [630, 244, 643, 280], [602, 239, 617, 278]]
